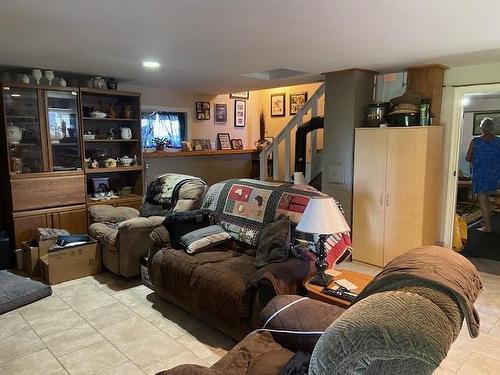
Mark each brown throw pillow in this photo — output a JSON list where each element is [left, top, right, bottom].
[[256, 215, 291, 268]]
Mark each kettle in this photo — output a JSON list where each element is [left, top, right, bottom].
[[120, 127, 132, 140]]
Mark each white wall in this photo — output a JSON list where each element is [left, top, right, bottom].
[[120, 84, 260, 149]]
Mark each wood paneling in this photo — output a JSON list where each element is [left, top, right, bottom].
[[13, 204, 87, 247], [11, 174, 86, 211], [407, 65, 447, 125]]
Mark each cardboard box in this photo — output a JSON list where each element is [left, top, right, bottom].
[[21, 238, 58, 276], [22, 240, 39, 276], [40, 238, 100, 285]]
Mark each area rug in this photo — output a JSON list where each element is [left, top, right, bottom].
[[0, 270, 52, 314], [462, 213, 500, 262]]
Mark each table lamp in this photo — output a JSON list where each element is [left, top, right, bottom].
[[296, 196, 350, 287]]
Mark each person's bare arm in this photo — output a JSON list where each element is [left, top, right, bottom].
[[465, 140, 473, 162]]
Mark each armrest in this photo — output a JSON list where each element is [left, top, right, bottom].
[[148, 226, 171, 281], [259, 295, 345, 353], [117, 217, 163, 232], [88, 204, 140, 223]]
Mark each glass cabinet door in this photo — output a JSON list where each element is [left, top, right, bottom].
[[3, 87, 44, 173], [46, 90, 81, 171]]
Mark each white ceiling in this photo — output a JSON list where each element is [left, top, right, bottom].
[[1, 0, 500, 94]]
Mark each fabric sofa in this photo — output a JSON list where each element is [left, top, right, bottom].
[[89, 174, 207, 277], [148, 179, 345, 340], [160, 246, 483, 375]]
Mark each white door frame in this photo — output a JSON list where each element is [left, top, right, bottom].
[[443, 83, 500, 247]]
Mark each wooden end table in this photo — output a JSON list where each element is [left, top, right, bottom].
[[304, 269, 373, 308]]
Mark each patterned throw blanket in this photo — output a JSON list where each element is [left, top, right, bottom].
[[145, 173, 205, 208], [202, 179, 350, 263]]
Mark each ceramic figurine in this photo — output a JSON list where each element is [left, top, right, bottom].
[[104, 158, 117, 168], [59, 77, 67, 87], [122, 104, 133, 119], [32, 69, 42, 85], [106, 78, 118, 90], [90, 160, 99, 169], [107, 128, 116, 140], [21, 74, 30, 84], [91, 76, 106, 89]]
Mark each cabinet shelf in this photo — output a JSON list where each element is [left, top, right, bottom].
[[82, 117, 138, 122], [86, 194, 142, 206], [85, 166, 143, 174]]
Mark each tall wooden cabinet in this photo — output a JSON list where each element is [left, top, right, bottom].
[[0, 84, 143, 248], [352, 126, 442, 266]]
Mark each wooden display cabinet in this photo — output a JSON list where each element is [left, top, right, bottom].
[[80, 88, 143, 209], [0, 83, 87, 247]]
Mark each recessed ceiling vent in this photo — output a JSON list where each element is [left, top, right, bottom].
[[243, 68, 309, 80]]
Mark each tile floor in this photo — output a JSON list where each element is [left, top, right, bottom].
[[0, 261, 499, 374]]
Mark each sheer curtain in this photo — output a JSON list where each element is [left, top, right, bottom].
[[141, 111, 185, 148]]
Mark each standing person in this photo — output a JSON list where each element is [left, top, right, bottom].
[[466, 118, 500, 232]]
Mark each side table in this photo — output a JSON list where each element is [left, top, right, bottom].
[[304, 269, 373, 308]]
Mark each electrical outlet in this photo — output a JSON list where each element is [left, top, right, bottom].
[[327, 164, 344, 184]]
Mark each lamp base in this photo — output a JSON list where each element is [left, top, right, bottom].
[[309, 273, 333, 287]]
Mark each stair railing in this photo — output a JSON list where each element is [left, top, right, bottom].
[[259, 83, 325, 182]]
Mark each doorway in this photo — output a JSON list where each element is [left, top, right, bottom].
[[446, 87, 500, 266]]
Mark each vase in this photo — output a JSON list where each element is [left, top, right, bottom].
[[7, 125, 23, 144], [32, 69, 42, 85], [59, 77, 67, 87], [21, 74, 30, 84], [155, 143, 165, 151], [44, 70, 54, 85], [120, 127, 132, 140], [106, 78, 118, 90]]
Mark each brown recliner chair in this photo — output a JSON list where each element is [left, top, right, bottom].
[[88, 174, 207, 277], [160, 247, 483, 375]]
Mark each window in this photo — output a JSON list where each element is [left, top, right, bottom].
[[141, 111, 186, 148]]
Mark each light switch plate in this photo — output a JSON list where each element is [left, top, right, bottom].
[[327, 164, 344, 184]]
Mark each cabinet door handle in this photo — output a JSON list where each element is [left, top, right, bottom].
[[386, 193, 390, 207], [379, 192, 384, 206]]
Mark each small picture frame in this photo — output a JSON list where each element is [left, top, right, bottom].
[[271, 93, 285, 117], [217, 133, 232, 150], [230, 91, 249, 100], [230, 138, 243, 150], [192, 139, 204, 151], [202, 139, 212, 151], [289, 92, 308, 115], [214, 103, 227, 124], [234, 100, 246, 127], [195, 101, 211, 120]]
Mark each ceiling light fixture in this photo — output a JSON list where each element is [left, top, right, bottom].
[[142, 61, 160, 69]]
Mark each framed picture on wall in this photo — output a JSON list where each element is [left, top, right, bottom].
[[214, 103, 227, 124], [195, 101, 210, 120], [289, 92, 308, 115], [271, 93, 285, 117], [473, 112, 500, 135], [217, 133, 232, 150], [234, 100, 246, 127], [230, 91, 249, 99]]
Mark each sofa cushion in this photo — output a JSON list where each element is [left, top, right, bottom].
[[163, 209, 211, 248], [88, 204, 139, 223], [153, 245, 256, 322], [179, 225, 231, 254], [255, 215, 291, 269]]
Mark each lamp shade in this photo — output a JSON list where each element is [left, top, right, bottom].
[[296, 197, 350, 235]]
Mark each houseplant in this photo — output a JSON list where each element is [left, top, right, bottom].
[[254, 111, 270, 151], [154, 137, 170, 151]]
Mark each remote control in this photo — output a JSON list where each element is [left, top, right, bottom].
[[321, 287, 357, 302]]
